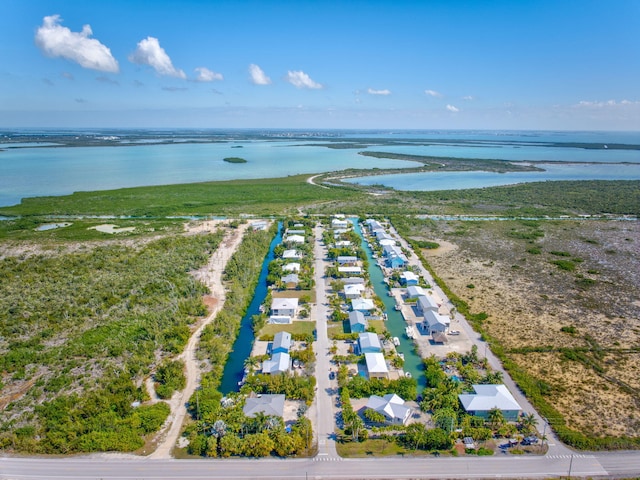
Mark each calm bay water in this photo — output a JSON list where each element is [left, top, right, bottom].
[[1, 130, 638, 207]]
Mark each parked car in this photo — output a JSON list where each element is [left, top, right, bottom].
[[329, 371, 336, 380], [448, 330, 460, 335]]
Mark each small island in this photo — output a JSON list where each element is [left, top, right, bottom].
[[223, 157, 248, 163]]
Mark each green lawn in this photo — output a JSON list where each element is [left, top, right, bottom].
[[258, 321, 316, 339], [272, 289, 316, 303]]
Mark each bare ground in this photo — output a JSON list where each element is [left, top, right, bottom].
[[413, 219, 640, 438]]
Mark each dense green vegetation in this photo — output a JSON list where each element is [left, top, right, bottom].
[[223, 157, 247, 163], [0, 175, 362, 217], [0, 231, 224, 452]]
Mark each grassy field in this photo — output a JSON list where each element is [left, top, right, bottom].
[[258, 322, 316, 338]]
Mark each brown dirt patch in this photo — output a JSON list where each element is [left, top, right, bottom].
[[412, 219, 640, 438]]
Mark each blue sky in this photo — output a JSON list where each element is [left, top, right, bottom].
[[1, 0, 639, 130]]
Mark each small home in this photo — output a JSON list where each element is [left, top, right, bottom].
[[262, 352, 290, 375], [243, 393, 285, 418], [344, 283, 365, 299], [366, 393, 411, 425], [400, 271, 419, 286], [351, 298, 375, 314], [458, 384, 522, 421], [358, 332, 382, 353], [416, 294, 440, 314], [349, 311, 368, 333], [365, 352, 389, 379], [281, 273, 299, 288], [272, 331, 292, 354], [271, 298, 298, 317], [282, 262, 301, 273], [337, 255, 358, 266], [331, 218, 349, 229], [338, 266, 362, 275], [423, 309, 450, 334], [406, 285, 426, 299], [282, 249, 302, 259], [285, 234, 305, 244]]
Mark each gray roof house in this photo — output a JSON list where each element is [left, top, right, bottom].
[[272, 331, 292, 354], [366, 393, 412, 425], [458, 384, 522, 422], [262, 352, 290, 375], [349, 311, 368, 333], [358, 332, 382, 353], [423, 309, 450, 334], [243, 394, 285, 418]]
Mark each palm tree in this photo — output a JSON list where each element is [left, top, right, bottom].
[[488, 407, 505, 431], [211, 419, 227, 439], [520, 412, 538, 435]]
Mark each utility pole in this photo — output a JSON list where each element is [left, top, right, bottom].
[[568, 453, 574, 479]]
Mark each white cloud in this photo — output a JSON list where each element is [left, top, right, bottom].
[[128, 37, 186, 79], [194, 67, 223, 82], [446, 104, 460, 112], [286, 70, 322, 89], [424, 89, 442, 97], [35, 15, 119, 73], [249, 64, 271, 85], [576, 99, 639, 108], [367, 88, 391, 96], [462, 95, 474, 101]]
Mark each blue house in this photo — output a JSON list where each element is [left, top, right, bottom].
[[272, 331, 292, 354], [358, 332, 382, 353], [349, 311, 368, 333]]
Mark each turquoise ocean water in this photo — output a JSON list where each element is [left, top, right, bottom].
[[0, 130, 638, 207]]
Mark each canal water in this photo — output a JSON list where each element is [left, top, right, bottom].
[[351, 219, 426, 390], [219, 222, 283, 394]]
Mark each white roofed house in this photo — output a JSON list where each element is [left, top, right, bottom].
[[337, 255, 358, 266], [458, 384, 522, 422], [400, 271, 419, 286], [285, 234, 305, 244], [358, 332, 382, 353], [243, 394, 285, 418], [282, 262, 301, 273], [365, 352, 389, 379], [282, 249, 302, 259], [344, 283, 365, 299], [271, 298, 298, 318], [281, 273, 299, 288], [331, 218, 349, 229], [366, 393, 412, 425], [406, 285, 426, 299], [338, 266, 362, 275], [351, 298, 375, 315], [335, 240, 352, 247]]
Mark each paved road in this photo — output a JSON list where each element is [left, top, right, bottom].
[[4, 451, 639, 479], [312, 224, 338, 458]]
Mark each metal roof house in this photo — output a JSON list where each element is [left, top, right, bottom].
[[351, 298, 375, 314], [366, 393, 412, 425], [344, 283, 365, 299], [406, 285, 427, 298], [365, 352, 389, 379], [400, 271, 419, 286], [416, 294, 440, 314], [243, 394, 285, 418], [272, 331, 292, 354], [358, 332, 382, 353], [262, 352, 290, 375], [271, 298, 298, 317], [423, 309, 450, 334], [349, 311, 368, 333], [458, 384, 522, 422]]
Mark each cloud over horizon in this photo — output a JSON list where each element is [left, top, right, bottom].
[[367, 88, 391, 95], [35, 15, 119, 73], [194, 67, 222, 82], [286, 70, 322, 89], [129, 37, 186, 79], [249, 64, 271, 85], [424, 89, 442, 98], [446, 104, 459, 112]]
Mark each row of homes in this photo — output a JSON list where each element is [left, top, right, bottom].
[[364, 219, 408, 269]]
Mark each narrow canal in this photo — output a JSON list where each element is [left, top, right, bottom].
[[219, 222, 283, 394], [351, 219, 426, 389]]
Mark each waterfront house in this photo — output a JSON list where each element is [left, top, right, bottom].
[[344, 283, 365, 299], [358, 332, 382, 353], [271, 298, 298, 317], [351, 298, 375, 314], [262, 352, 290, 375], [406, 285, 426, 299], [331, 218, 349, 229], [338, 266, 362, 275], [282, 249, 302, 259], [285, 234, 305, 244], [400, 271, 419, 286], [423, 309, 450, 334], [281, 273, 299, 288], [458, 385, 522, 421], [282, 262, 301, 273], [365, 352, 389, 379], [243, 394, 285, 418], [366, 393, 411, 425], [416, 294, 440, 314], [272, 331, 292, 354], [337, 255, 358, 266], [349, 311, 368, 333]]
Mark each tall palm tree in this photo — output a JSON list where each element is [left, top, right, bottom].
[[487, 407, 505, 431], [520, 412, 538, 435]]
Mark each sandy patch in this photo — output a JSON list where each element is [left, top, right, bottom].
[[89, 224, 136, 234]]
